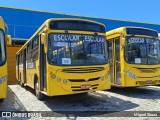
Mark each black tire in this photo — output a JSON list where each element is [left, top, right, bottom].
[[19, 74, 24, 87], [34, 80, 44, 100], [0, 99, 4, 103]]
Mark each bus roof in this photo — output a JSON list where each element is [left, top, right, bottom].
[[16, 18, 106, 54], [106, 26, 158, 36], [47, 18, 106, 26]]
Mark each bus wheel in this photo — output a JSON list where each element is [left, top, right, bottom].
[[0, 99, 4, 103], [34, 81, 44, 100], [19, 74, 24, 87]]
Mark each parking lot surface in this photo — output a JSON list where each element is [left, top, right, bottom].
[[0, 85, 160, 119]]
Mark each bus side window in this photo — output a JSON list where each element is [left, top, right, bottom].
[[19, 52, 22, 65], [19, 52, 21, 64], [29, 42, 33, 52], [26, 45, 29, 62], [108, 40, 113, 63], [26, 42, 32, 62], [33, 37, 38, 49], [32, 36, 39, 60]]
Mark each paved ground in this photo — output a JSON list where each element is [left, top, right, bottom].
[[0, 85, 160, 119]]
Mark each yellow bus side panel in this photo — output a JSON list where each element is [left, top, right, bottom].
[[27, 60, 39, 88], [0, 63, 8, 99]]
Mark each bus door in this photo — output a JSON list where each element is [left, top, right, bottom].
[[39, 35, 47, 91], [108, 40, 114, 84], [108, 38, 121, 85], [23, 49, 27, 83]]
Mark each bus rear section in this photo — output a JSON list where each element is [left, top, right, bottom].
[[106, 27, 160, 87], [0, 16, 12, 102], [16, 18, 111, 99]]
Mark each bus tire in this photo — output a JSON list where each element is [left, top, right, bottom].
[[34, 80, 44, 100], [19, 73, 24, 87], [0, 99, 4, 103]]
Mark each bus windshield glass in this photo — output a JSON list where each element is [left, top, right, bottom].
[[125, 36, 160, 64], [50, 20, 105, 33], [48, 34, 108, 66], [0, 30, 5, 65]]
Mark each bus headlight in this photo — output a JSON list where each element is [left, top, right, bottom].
[[0, 76, 7, 84], [57, 78, 61, 82], [125, 71, 137, 79], [51, 74, 56, 79], [63, 80, 67, 84]]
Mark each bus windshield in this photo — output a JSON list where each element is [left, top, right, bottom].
[[48, 34, 108, 66], [125, 36, 160, 65], [0, 30, 5, 66]]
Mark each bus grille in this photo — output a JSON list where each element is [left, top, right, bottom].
[[62, 67, 104, 73], [71, 84, 98, 92], [137, 68, 158, 73], [68, 77, 100, 82]]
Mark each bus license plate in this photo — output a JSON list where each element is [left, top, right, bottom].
[[146, 80, 152, 84], [81, 85, 91, 89]]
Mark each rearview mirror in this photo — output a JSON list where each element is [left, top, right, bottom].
[[6, 35, 12, 45], [121, 37, 125, 46], [41, 33, 46, 44]]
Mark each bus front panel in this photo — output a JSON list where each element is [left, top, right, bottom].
[[122, 36, 160, 87], [45, 33, 110, 95], [46, 65, 110, 96]]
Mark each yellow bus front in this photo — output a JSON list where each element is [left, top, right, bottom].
[[45, 19, 110, 96], [0, 17, 8, 101], [122, 27, 160, 87], [0, 64, 8, 99]]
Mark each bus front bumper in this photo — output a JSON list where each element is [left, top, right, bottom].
[[124, 77, 160, 87], [46, 77, 111, 96]]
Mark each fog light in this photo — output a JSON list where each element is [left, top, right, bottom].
[[51, 74, 56, 79], [57, 78, 61, 82], [101, 76, 105, 81], [63, 80, 67, 84]]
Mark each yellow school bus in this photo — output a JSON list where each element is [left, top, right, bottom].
[[0, 16, 12, 102], [106, 26, 160, 87], [16, 18, 110, 99]]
